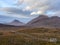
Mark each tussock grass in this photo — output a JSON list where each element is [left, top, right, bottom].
[[0, 27, 60, 45]]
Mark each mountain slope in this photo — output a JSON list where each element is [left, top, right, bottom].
[[27, 15, 60, 28]]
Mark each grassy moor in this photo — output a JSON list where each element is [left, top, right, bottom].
[[0, 27, 60, 45]]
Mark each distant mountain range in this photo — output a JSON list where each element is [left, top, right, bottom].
[[0, 15, 60, 28], [27, 15, 60, 28], [0, 20, 25, 27]]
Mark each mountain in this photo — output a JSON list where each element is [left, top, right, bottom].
[[27, 15, 60, 28], [0, 15, 60, 28], [0, 23, 16, 27], [7, 20, 25, 26], [27, 15, 49, 24]]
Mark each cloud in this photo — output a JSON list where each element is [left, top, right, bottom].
[[47, 0, 60, 11], [23, 0, 48, 10], [23, 6, 32, 11], [31, 11, 44, 15], [0, 0, 60, 17], [22, 0, 60, 16], [53, 11, 60, 16], [1, 0, 60, 15], [0, 7, 31, 15], [0, 13, 29, 18], [30, 5, 48, 15], [15, 0, 24, 6], [0, 7, 32, 18]]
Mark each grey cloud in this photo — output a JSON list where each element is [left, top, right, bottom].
[[0, 0, 60, 16], [46, 0, 60, 11], [0, 7, 31, 15], [23, 0, 60, 16], [0, 7, 36, 19]]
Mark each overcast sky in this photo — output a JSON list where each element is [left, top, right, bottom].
[[0, 0, 60, 23]]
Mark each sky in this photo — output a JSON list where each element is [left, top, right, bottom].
[[0, 0, 60, 23]]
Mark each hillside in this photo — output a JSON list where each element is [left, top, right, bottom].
[[27, 15, 60, 28]]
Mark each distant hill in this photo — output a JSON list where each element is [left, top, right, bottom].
[[7, 20, 25, 26], [0, 20, 25, 27], [27, 15, 60, 28], [0, 23, 16, 27]]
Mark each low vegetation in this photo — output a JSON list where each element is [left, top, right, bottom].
[[0, 27, 60, 45]]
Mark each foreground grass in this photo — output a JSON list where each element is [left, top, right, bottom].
[[0, 35, 60, 45], [0, 27, 60, 45]]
